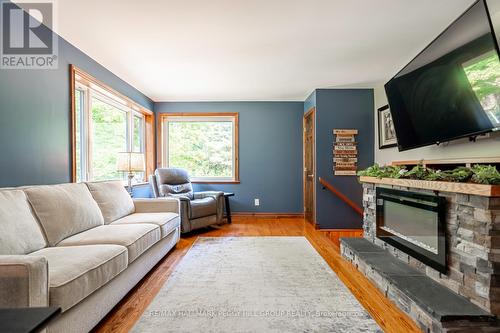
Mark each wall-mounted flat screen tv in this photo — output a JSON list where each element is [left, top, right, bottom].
[[385, 0, 500, 151]]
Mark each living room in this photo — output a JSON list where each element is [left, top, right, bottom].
[[1, 1, 500, 332]]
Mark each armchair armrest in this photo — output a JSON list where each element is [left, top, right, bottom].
[[193, 191, 225, 224], [174, 195, 191, 202], [133, 198, 180, 214], [149, 174, 159, 198], [194, 191, 224, 200], [0, 255, 48, 308]]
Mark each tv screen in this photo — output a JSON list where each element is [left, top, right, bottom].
[[385, 0, 500, 151]]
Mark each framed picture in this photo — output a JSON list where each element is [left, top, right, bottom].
[[377, 105, 398, 149]]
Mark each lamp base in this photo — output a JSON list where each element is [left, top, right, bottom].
[[127, 173, 134, 197]]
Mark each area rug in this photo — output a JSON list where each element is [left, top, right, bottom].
[[132, 237, 381, 333]]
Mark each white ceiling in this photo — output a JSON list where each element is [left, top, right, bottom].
[[45, 0, 475, 101]]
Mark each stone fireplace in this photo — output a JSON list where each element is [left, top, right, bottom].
[[341, 177, 500, 332]]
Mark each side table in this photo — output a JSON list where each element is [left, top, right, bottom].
[[223, 192, 235, 224], [0, 307, 61, 333]]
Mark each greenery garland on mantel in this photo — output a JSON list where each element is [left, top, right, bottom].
[[357, 163, 500, 185]]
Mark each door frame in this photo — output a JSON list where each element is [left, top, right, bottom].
[[303, 107, 316, 225]]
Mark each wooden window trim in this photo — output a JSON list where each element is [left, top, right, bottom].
[[70, 65, 155, 182], [158, 112, 240, 184]]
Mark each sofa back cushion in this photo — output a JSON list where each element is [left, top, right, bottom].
[[24, 183, 104, 246], [0, 190, 47, 254], [85, 181, 135, 224]]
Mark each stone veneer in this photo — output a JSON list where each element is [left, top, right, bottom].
[[361, 182, 500, 316], [341, 238, 498, 332]]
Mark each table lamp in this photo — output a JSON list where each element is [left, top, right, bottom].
[[117, 152, 145, 195]]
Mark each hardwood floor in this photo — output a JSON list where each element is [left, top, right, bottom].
[[92, 217, 421, 333]]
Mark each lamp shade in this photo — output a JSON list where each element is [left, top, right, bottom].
[[117, 152, 145, 172]]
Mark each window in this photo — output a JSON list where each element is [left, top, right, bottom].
[[71, 66, 153, 183], [133, 114, 144, 152], [160, 113, 239, 183]]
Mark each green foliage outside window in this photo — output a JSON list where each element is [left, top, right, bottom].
[[168, 121, 233, 178], [133, 115, 143, 152], [91, 98, 127, 181]]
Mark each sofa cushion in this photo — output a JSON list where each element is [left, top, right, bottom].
[[86, 181, 135, 224], [58, 224, 160, 263], [0, 190, 47, 255], [112, 213, 180, 238], [29, 244, 128, 312], [190, 197, 217, 219], [24, 183, 104, 246]]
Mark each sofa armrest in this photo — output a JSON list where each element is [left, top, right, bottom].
[[133, 198, 180, 214], [0, 255, 49, 308]]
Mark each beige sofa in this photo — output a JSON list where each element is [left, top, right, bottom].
[[0, 180, 181, 333]]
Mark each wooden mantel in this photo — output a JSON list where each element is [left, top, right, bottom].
[[359, 176, 500, 197]]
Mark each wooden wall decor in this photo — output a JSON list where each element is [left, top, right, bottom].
[[333, 129, 358, 176]]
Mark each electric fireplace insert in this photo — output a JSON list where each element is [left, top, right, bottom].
[[376, 187, 447, 273]]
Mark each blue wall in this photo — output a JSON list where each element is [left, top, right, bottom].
[[155, 102, 304, 213], [314, 89, 374, 229], [0, 4, 374, 223], [0, 25, 153, 187], [132, 184, 154, 198]]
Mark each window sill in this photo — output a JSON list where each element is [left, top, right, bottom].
[[125, 181, 150, 188], [192, 180, 240, 184], [133, 182, 150, 186]]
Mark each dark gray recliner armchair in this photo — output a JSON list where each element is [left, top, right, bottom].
[[150, 168, 225, 233]]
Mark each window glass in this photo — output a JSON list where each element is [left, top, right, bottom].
[[75, 89, 83, 183], [163, 116, 237, 181], [90, 97, 128, 181], [133, 114, 144, 152]]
